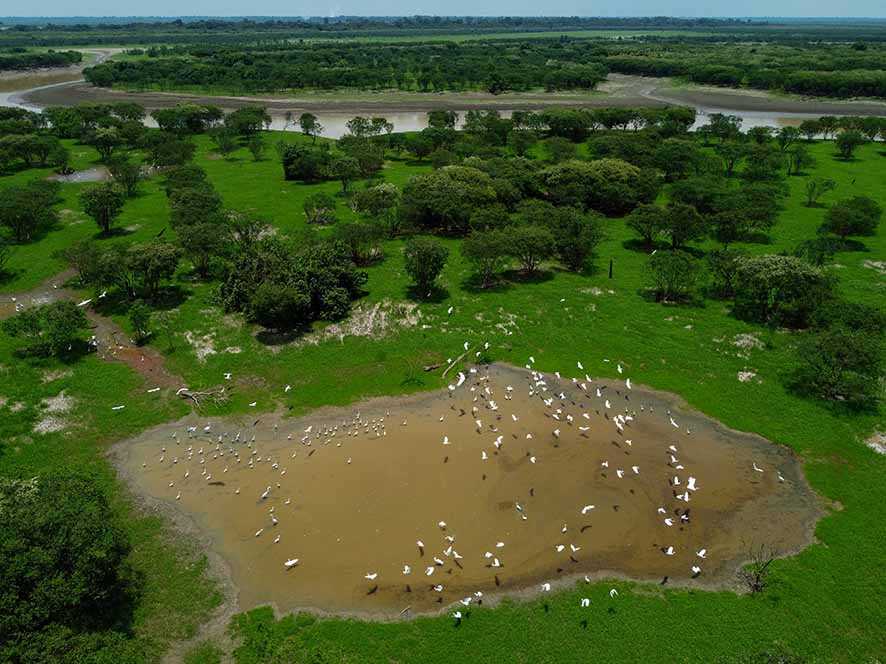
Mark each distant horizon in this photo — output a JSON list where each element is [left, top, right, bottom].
[[2, 13, 885, 21]]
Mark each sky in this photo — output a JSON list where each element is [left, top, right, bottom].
[[2, 2, 885, 18]]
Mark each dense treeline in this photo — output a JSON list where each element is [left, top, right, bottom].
[[0, 49, 81, 71], [603, 41, 886, 99], [83, 37, 886, 98], [0, 16, 760, 47], [85, 41, 608, 93]]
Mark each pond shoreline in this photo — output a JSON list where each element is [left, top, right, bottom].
[[109, 362, 825, 625]]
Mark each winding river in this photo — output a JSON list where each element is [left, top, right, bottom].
[[2, 61, 884, 138]]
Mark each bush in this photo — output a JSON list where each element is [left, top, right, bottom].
[[791, 325, 882, 408], [733, 255, 833, 328], [819, 196, 881, 240], [333, 221, 383, 265], [647, 250, 699, 302], [404, 237, 448, 295], [2, 301, 89, 356], [129, 300, 152, 344], [303, 192, 337, 225]]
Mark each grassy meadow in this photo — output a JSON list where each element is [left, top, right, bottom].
[[1, 132, 884, 662]]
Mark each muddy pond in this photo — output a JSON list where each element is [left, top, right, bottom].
[[116, 363, 821, 618]]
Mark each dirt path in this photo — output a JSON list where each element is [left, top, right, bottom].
[[1, 271, 183, 389]]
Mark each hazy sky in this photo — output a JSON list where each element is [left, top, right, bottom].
[[3, 2, 885, 18]]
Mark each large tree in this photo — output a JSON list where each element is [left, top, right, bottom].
[[80, 183, 125, 235], [404, 237, 448, 296]]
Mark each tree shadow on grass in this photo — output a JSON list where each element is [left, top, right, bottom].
[[0, 267, 21, 286], [90, 285, 191, 318], [501, 268, 555, 285], [635, 288, 707, 309], [94, 226, 136, 240], [742, 231, 773, 245], [460, 273, 514, 294], [621, 238, 666, 254], [405, 284, 449, 303]]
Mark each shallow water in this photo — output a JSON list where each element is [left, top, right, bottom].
[[47, 166, 110, 183], [118, 363, 820, 617]]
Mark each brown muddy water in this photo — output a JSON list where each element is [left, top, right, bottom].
[[116, 363, 820, 618]]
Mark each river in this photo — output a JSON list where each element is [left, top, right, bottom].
[[2, 71, 884, 139]]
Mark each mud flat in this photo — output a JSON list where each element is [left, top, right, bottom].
[[114, 363, 821, 618]]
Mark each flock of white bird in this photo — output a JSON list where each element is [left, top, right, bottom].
[[144, 348, 783, 621]]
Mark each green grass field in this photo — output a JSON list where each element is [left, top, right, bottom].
[[2, 134, 884, 662]]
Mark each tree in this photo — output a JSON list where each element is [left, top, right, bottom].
[[819, 196, 882, 240], [776, 126, 800, 153], [405, 134, 433, 161], [509, 225, 555, 274], [798, 119, 821, 142], [647, 250, 698, 302], [835, 130, 865, 160], [427, 110, 458, 129], [401, 167, 497, 235], [430, 148, 457, 170], [404, 237, 448, 296], [792, 315, 882, 408], [298, 113, 323, 143], [707, 248, 747, 298], [541, 137, 576, 163], [250, 282, 310, 329], [0, 228, 11, 276], [247, 135, 266, 161], [129, 300, 152, 343], [507, 130, 537, 157], [145, 132, 195, 167], [224, 106, 270, 136], [107, 157, 141, 197], [626, 204, 665, 249], [352, 183, 401, 236], [2, 301, 89, 356], [303, 192, 337, 225], [786, 144, 815, 175], [804, 177, 837, 207], [544, 207, 604, 272], [210, 128, 238, 159], [125, 242, 182, 299], [661, 203, 707, 249], [89, 127, 121, 162], [333, 221, 384, 265], [177, 222, 229, 278], [0, 180, 60, 242], [80, 183, 125, 235], [463, 229, 510, 287], [0, 472, 132, 658], [169, 187, 223, 229], [733, 255, 832, 328], [332, 156, 361, 194], [279, 143, 334, 182]]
